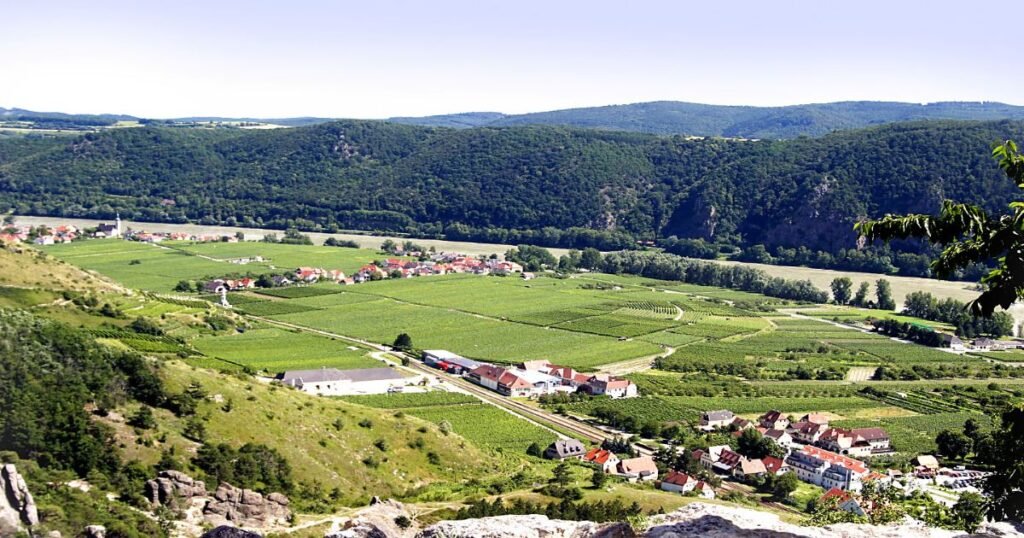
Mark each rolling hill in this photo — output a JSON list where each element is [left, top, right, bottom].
[[1, 119, 1023, 262], [388, 101, 1024, 138]]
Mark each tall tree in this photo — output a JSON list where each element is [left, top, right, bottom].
[[830, 277, 853, 305], [875, 279, 896, 310], [852, 281, 871, 307]]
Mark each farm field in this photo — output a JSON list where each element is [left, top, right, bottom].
[[41, 240, 232, 292], [341, 391, 558, 452], [191, 327, 382, 373]]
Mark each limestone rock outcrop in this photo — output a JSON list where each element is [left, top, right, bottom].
[[203, 482, 291, 528], [145, 470, 208, 507], [418, 514, 633, 538], [644, 502, 1022, 538], [327, 498, 415, 538], [0, 464, 38, 536]]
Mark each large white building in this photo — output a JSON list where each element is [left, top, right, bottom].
[[276, 367, 415, 396]]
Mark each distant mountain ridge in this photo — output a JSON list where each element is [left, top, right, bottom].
[[387, 101, 1024, 138], [7, 100, 1024, 138]]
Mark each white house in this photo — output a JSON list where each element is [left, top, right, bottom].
[[276, 367, 414, 396]]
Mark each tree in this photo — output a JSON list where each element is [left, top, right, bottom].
[[736, 428, 765, 459], [830, 277, 852, 305], [551, 462, 571, 486], [857, 141, 1024, 316], [580, 248, 602, 270], [977, 404, 1024, 521], [173, 280, 192, 293], [393, 333, 413, 351], [772, 471, 799, 500], [128, 405, 156, 429], [852, 281, 871, 307], [590, 467, 607, 489], [526, 442, 543, 458], [875, 279, 896, 310], [953, 492, 986, 533], [936, 430, 972, 460], [963, 418, 982, 441]]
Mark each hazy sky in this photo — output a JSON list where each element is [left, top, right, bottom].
[[3, 0, 1021, 118]]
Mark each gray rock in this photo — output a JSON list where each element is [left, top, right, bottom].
[[84, 524, 106, 538], [418, 514, 623, 538], [144, 469, 207, 507], [201, 525, 264, 538], [203, 482, 291, 529], [0, 464, 39, 534]]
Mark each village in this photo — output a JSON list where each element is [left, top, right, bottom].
[[533, 405, 990, 517]]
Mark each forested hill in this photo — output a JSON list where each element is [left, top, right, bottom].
[[1, 119, 1023, 256], [389, 101, 1024, 138]]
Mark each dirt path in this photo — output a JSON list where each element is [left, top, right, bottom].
[[672, 304, 684, 321]]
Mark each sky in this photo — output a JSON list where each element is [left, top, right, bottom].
[[2, 0, 1022, 119]]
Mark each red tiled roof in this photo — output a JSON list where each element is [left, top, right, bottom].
[[470, 365, 506, 382], [584, 448, 616, 465], [820, 487, 852, 504], [662, 470, 693, 487], [801, 445, 868, 475], [762, 456, 786, 474]]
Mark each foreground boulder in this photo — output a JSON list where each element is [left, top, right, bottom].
[[327, 498, 415, 538], [0, 464, 38, 535], [418, 514, 633, 538], [645, 502, 1022, 538], [200, 526, 263, 538]]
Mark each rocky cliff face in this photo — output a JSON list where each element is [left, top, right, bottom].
[[0, 464, 38, 536]]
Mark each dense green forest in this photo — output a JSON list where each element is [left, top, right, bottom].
[[2, 119, 1023, 271], [390, 101, 1024, 138]]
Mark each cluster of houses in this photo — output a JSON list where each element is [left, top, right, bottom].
[[542, 439, 677, 489], [273, 366, 423, 396], [940, 333, 1024, 352], [693, 409, 893, 493], [422, 350, 638, 399], [1, 224, 81, 245]]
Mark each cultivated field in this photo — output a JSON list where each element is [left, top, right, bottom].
[[342, 391, 559, 451]]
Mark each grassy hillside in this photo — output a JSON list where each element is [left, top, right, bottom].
[[104, 359, 524, 505], [0, 243, 120, 293]]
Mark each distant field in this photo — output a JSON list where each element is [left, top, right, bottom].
[[191, 327, 381, 373], [712, 259, 981, 306], [41, 241, 231, 292]]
